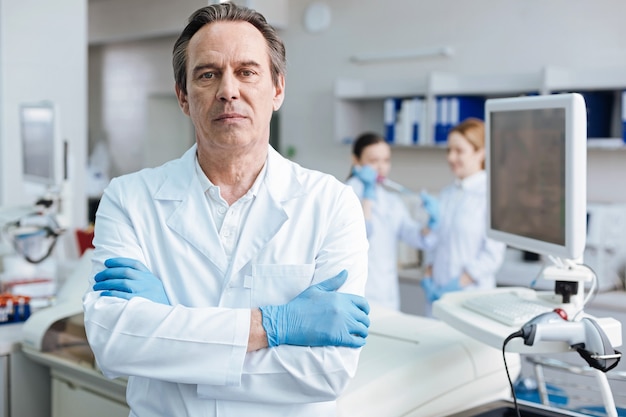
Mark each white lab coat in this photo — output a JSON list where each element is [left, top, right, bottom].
[[82, 145, 369, 417], [346, 177, 423, 310], [425, 170, 506, 292]]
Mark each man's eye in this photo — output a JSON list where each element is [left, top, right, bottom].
[[201, 72, 214, 79], [241, 70, 254, 77]]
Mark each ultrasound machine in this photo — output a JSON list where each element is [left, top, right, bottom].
[[434, 93, 623, 417]]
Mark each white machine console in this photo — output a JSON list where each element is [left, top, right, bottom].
[[338, 307, 521, 417], [433, 287, 622, 354]]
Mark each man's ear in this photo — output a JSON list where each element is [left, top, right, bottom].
[[272, 74, 286, 111], [175, 84, 190, 115]]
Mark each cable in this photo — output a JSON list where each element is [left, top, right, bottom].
[[1, 212, 64, 264], [529, 260, 551, 289], [572, 263, 598, 321], [503, 330, 524, 417], [579, 263, 598, 307]]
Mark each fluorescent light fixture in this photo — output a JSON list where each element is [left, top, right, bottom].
[[350, 46, 454, 64]]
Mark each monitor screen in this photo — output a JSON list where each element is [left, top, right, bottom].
[[20, 102, 58, 186], [485, 93, 587, 260]]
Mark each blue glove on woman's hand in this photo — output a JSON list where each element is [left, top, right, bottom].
[[421, 276, 463, 303], [420, 191, 440, 229], [93, 257, 170, 305], [259, 270, 370, 348], [352, 165, 378, 201], [420, 277, 441, 303]]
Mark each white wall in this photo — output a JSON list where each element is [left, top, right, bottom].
[[88, 0, 287, 44], [89, 37, 179, 176], [88, 0, 206, 44], [280, 0, 626, 202], [89, 0, 626, 202], [0, 0, 88, 226]]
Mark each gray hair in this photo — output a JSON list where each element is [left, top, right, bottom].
[[172, 2, 286, 94]]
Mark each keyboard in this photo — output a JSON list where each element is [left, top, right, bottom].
[[462, 292, 554, 327]]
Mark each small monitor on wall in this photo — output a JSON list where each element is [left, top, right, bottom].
[[485, 93, 587, 261], [20, 101, 60, 187]]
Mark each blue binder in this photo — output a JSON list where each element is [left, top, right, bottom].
[[579, 91, 613, 139], [384, 98, 401, 144], [622, 91, 626, 144], [434, 97, 448, 144], [411, 97, 423, 145], [451, 96, 486, 125], [435, 96, 485, 145]]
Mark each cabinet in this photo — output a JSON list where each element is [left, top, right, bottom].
[[0, 324, 49, 417], [334, 66, 626, 148], [0, 356, 7, 417], [51, 370, 129, 417]]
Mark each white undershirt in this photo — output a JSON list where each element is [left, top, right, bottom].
[[194, 156, 266, 261]]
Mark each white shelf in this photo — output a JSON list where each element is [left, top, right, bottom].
[[544, 67, 626, 91], [428, 71, 542, 95], [587, 138, 626, 150], [335, 78, 428, 100], [334, 66, 626, 146]]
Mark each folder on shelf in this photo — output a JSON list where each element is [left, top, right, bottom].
[[384, 98, 399, 144], [450, 96, 486, 125], [412, 97, 424, 145], [580, 91, 614, 139], [622, 90, 626, 144], [386, 97, 425, 146], [434, 96, 485, 145], [434, 97, 448, 145], [393, 98, 412, 146]]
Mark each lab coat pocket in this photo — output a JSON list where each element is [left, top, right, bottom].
[[251, 264, 315, 306]]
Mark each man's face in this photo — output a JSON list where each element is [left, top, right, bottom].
[[176, 21, 285, 152]]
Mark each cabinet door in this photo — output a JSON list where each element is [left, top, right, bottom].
[[52, 377, 130, 417], [0, 356, 7, 417]]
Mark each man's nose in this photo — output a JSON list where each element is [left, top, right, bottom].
[[216, 73, 240, 101]]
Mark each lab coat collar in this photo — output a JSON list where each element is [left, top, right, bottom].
[[154, 144, 228, 273], [153, 144, 304, 279], [227, 145, 305, 277], [455, 170, 485, 191]]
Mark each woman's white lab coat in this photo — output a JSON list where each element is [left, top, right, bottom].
[[82, 145, 369, 417], [425, 170, 506, 292], [346, 177, 423, 310]]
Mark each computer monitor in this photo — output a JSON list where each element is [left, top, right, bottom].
[[20, 101, 60, 187], [485, 93, 587, 261]]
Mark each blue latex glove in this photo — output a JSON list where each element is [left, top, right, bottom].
[[420, 191, 440, 230], [93, 257, 170, 305], [421, 276, 463, 303], [259, 270, 370, 348], [352, 165, 378, 200], [420, 277, 441, 303]]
